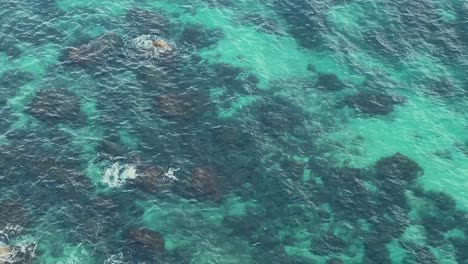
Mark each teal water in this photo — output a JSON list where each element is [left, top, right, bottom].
[[0, 0, 467, 263]]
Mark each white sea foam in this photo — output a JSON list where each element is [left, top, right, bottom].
[[164, 167, 179, 181], [102, 163, 137, 188], [102, 162, 178, 188]]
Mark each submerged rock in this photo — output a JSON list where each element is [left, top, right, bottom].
[[222, 215, 260, 237], [315, 73, 346, 91], [26, 88, 81, 125], [97, 139, 127, 158], [258, 97, 305, 135], [126, 228, 165, 254], [136, 65, 171, 90], [424, 191, 456, 213], [185, 166, 221, 201], [240, 13, 284, 35], [126, 8, 171, 35], [311, 233, 347, 255], [212, 63, 243, 87], [274, 0, 324, 49], [327, 258, 344, 264], [63, 32, 123, 65], [0, 70, 34, 88], [133, 165, 168, 192], [0, 199, 29, 237], [28, 156, 93, 199], [0, 38, 22, 59], [343, 92, 406, 116], [0, 244, 37, 263], [155, 91, 210, 119], [180, 25, 224, 49], [375, 153, 423, 181], [211, 124, 253, 149]]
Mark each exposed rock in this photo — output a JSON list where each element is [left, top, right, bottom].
[[343, 92, 406, 116], [154, 39, 172, 53], [375, 153, 423, 181], [0, 244, 37, 264], [126, 228, 165, 254], [26, 88, 81, 125], [63, 33, 123, 65], [131, 35, 174, 56]]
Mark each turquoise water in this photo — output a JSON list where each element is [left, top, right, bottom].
[[0, 0, 467, 263]]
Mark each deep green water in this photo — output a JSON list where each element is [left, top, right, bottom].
[[0, 0, 467, 263]]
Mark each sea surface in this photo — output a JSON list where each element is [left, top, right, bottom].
[[0, 0, 467, 263]]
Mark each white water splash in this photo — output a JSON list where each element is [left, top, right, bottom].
[[102, 162, 137, 188], [164, 167, 179, 181], [130, 35, 175, 56], [102, 163, 179, 188]]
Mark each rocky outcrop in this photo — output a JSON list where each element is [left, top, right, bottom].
[[0, 244, 37, 264]]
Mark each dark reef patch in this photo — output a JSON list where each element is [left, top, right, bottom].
[[180, 24, 224, 50], [315, 73, 346, 91], [126, 8, 172, 35], [375, 153, 423, 182], [343, 92, 406, 116], [61, 32, 124, 66], [5, 15, 64, 46], [181, 166, 222, 201], [273, 0, 326, 49], [0, 199, 30, 239], [239, 13, 284, 35], [26, 88, 83, 125], [311, 233, 347, 256], [0, 37, 23, 59], [155, 90, 211, 119], [256, 97, 306, 135], [0, 69, 34, 88], [125, 228, 166, 256], [319, 167, 374, 219]]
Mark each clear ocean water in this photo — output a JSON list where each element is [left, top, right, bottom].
[[0, 0, 467, 263]]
